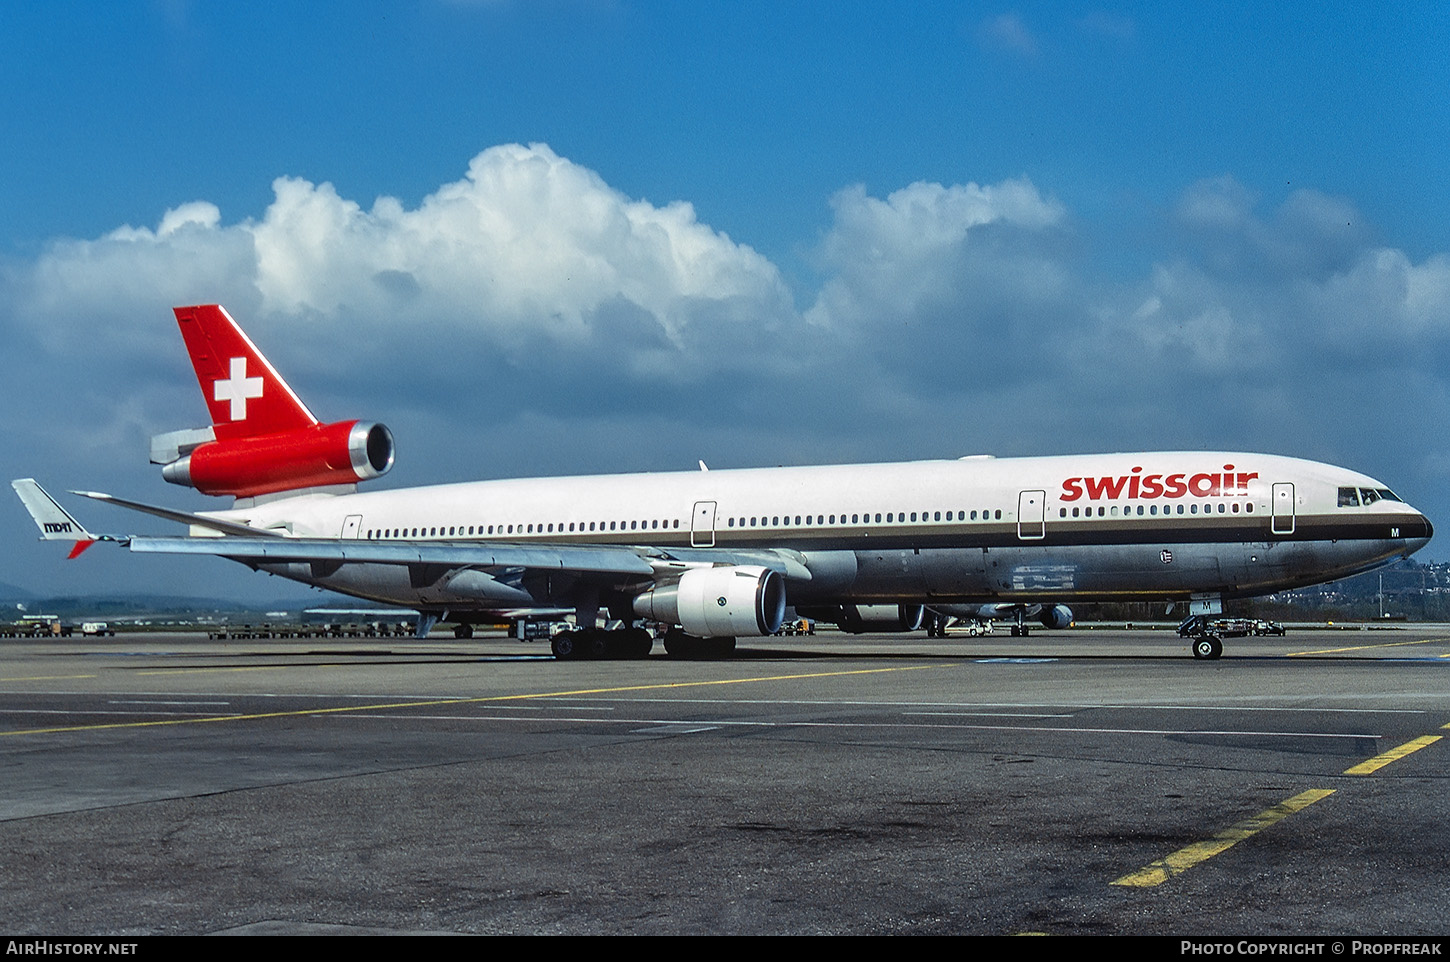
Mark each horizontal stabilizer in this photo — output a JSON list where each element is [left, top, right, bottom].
[[69, 490, 284, 538], [150, 425, 216, 466]]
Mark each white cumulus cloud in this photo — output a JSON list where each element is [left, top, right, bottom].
[[805, 177, 1066, 333], [247, 143, 794, 350]]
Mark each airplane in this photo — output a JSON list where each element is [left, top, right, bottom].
[[13, 305, 1434, 661]]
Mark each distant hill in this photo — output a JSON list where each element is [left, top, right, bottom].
[[0, 591, 367, 621], [0, 581, 37, 605]]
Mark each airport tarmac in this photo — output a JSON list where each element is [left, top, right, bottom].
[[1, 626, 1447, 935]]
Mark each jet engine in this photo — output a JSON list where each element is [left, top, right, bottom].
[[160, 420, 394, 498], [1038, 604, 1074, 629], [803, 603, 926, 633], [633, 565, 786, 637]]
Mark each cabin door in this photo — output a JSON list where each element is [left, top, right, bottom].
[[1271, 483, 1295, 535], [691, 501, 717, 547], [1017, 490, 1046, 540]]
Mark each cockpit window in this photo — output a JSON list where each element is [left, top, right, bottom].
[[1346, 487, 1404, 507]]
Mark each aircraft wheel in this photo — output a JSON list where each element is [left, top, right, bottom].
[[453, 623, 473, 639], [551, 631, 582, 660], [584, 629, 612, 659], [1193, 636, 1223, 660], [622, 628, 654, 659], [662, 630, 735, 659]]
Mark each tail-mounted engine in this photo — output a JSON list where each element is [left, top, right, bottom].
[[153, 420, 394, 498]]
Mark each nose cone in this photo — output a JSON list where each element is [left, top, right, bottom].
[[1401, 511, 1433, 556]]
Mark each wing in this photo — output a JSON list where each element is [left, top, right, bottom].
[[124, 534, 658, 576], [16, 480, 814, 595]]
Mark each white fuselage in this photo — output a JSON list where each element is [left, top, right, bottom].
[[209, 451, 1431, 616]]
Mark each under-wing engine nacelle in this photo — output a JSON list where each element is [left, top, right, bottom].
[[633, 565, 787, 638], [1039, 604, 1074, 630], [159, 420, 395, 498], [803, 603, 926, 634]]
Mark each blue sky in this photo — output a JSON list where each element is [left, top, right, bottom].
[[2, 2, 1448, 600]]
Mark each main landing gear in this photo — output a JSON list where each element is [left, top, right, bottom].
[[550, 627, 654, 661], [549, 625, 740, 661], [661, 628, 736, 659]]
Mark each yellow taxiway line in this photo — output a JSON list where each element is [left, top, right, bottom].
[[1114, 718, 1447, 888], [1342, 734, 1443, 775], [1111, 789, 1335, 888], [0, 663, 949, 737], [1287, 637, 1446, 656]]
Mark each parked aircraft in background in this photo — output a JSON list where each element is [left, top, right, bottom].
[[14, 306, 1433, 660]]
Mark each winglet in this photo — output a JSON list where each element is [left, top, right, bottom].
[[12, 479, 100, 557]]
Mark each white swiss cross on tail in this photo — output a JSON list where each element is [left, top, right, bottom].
[[213, 356, 264, 421]]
